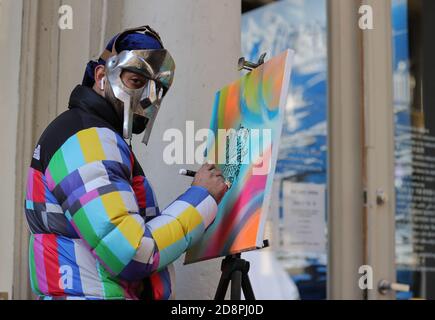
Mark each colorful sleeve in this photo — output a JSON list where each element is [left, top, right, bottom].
[[146, 185, 218, 270], [47, 127, 217, 282]]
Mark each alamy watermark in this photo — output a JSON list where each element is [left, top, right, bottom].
[[359, 5, 374, 30], [358, 265, 374, 290], [58, 4, 374, 31], [58, 5, 73, 30], [162, 121, 272, 175]]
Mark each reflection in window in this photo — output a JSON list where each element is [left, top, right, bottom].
[[393, 0, 435, 300]]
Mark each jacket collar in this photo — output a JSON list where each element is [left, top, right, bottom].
[[68, 85, 123, 134]]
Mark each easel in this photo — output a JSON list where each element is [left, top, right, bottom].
[[214, 240, 269, 300], [214, 53, 268, 301]]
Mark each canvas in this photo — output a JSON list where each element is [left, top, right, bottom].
[[185, 49, 294, 264]]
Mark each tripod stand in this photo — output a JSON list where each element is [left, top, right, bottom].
[[214, 253, 255, 300], [214, 240, 269, 300]]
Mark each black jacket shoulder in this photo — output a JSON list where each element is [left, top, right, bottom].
[[31, 85, 124, 173]]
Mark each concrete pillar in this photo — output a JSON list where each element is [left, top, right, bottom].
[[327, 0, 365, 300], [123, 0, 241, 299], [0, 0, 23, 299]]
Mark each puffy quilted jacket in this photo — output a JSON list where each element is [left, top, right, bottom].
[[24, 85, 217, 299]]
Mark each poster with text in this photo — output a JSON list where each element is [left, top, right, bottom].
[[282, 182, 326, 254]]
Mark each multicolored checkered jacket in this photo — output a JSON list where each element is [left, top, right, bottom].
[[24, 85, 217, 300]]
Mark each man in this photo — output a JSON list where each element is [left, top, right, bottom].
[[24, 26, 227, 300]]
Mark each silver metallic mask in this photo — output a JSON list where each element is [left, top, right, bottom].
[[102, 27, 175, 144]]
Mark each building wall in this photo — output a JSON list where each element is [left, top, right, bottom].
[[0, 0, 23, 298], [123, 0, 241, 299]]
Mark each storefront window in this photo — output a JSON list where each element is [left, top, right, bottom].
[[393, 0, 435, 300]]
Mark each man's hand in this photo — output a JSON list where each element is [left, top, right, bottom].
[[192, 164, 228, 204]]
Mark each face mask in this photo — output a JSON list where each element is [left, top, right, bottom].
[[103, 49, 175, 144], [98, 25, 176, 144]]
